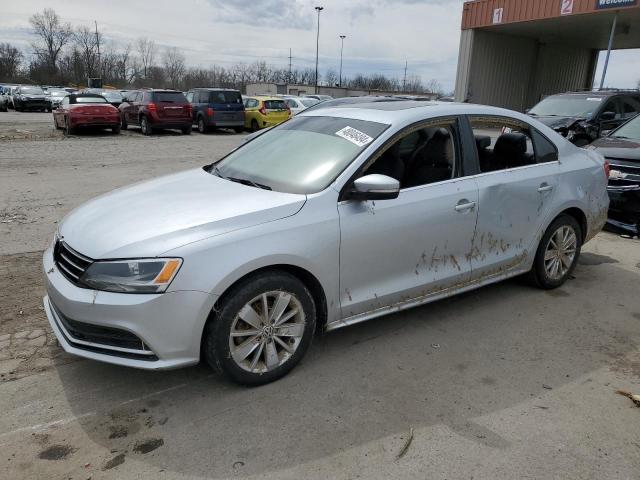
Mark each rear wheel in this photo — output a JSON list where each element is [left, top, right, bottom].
[[528, 214, 582, 289], [251, 119, 259, 132], [64, 117, 73, 136], [140, 115, 152, 135], [203, 271, 316, 386], [121, 116, 128, 130], [197, 117, 207, 133]]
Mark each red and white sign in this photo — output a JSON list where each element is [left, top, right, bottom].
[[561, 0, 574, 15], [492, 7, 504, 24]]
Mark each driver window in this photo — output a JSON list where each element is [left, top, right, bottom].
[[363, 121, 457, 189]]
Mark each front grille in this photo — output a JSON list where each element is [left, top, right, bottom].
[[54, 241, 93, 285], [50, 301, 157, 360]]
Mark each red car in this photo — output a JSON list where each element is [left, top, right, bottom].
[[53, 93, 121, 135], [119, 89, 192, 135]]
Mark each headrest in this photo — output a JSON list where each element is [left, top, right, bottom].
[[494, 133, 527, 157], [474, 135, 491, 150]]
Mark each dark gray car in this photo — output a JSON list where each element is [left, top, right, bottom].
[[186, 88, 245, 133]]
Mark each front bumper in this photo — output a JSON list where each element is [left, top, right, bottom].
[[43, 247, 216, 370], [605, 185, 640, 236]]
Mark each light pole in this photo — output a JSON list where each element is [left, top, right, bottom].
[[314, 6, 324, 94], [339, 35, 346, 88]]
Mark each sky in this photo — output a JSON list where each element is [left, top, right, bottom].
[[2, 0, 639, 93]]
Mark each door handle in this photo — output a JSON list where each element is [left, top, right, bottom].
[[538, 184, 554, 193], [455, 200, 476, 212]]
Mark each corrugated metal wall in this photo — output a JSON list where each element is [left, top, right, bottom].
[[462, 0, 636, 29], [454, 30, 599, 111]]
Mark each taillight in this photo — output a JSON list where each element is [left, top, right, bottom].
[[207, 107, 214, 117], [286, 105, 292, 116], [603, 159, 610, 179], [259, 105, 266, 116], [147, 102, 157, 112]]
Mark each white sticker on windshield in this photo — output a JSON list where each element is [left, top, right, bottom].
[[335, 126, 374, 147], [586, 97, 603, 102]]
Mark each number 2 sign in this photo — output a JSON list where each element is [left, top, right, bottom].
[[561, 0, 574, 15]]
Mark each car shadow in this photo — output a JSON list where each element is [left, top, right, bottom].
[[53, 261, 639, 477]]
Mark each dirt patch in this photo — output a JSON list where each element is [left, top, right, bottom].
[[103, 453, 126, 470], [38, 444, 76, 460], [108, 425, 130, 439], [133, 438, 164, 454]]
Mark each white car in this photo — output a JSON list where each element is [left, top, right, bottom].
[[283, 96, 320, 115], [43, 100, 609, 385]]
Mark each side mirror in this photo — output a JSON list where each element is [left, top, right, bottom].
[[600, 111, 616, 121], [348, 174, 400, 201]]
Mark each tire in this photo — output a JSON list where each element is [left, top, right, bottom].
[[233, 126, 244, 134], [64, 118, 73, 136], [251, 119, 259, 132], [182, 125, 192, 135], [528, 214, 582, 289], [121, 116, 128, 130], [112, 125, 121, 134], [197, 117, 207, 133], [203, 271, 316, 386], [140, 115, 152, 135]]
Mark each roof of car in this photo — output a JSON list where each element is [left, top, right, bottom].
[[189, 87, 240, 92], [556, 90, 639, 97], [247, 96, 286, 101]]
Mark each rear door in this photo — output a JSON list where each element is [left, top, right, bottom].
[[466, 115, 560, 280], [209, 90, 244, 124], [155, 91, 190, 121], [264, 99, 290, 124]]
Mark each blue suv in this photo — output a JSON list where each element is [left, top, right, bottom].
[[186, 88, 245, 133]]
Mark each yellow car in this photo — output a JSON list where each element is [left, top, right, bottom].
[[243, 96, 291, 131]]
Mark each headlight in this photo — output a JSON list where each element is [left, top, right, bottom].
[[80, 258, 182, 294]]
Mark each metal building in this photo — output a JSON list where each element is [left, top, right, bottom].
[[454, 0, 640, 111]]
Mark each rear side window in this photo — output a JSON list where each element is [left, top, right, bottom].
[[153, 92, 187, 103], [621, 97, 640, 119], [210, 91, 242, 104], [469, 116, 537, 172], [531, 129, 558, 163], [264, 100, 287, 110]]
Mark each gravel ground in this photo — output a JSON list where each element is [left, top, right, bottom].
[[0, 114, 639, 480]]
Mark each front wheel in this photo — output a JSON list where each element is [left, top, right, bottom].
[[121, 116, 128, 130], [182, 125, 192, 135], [64, 118, 73, 136], [112, 125, 121, 134], [528, 215, 582, 289], [197, 117, 207, 133], [140, 115, 152, 135], [203, 271, 316, 386], [251, 119, 259, 132]]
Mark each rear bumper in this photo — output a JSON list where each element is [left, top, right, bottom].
[[70, 116, 120, 128]]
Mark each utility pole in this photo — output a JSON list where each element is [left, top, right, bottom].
[[339, 35, 346, 88], [94, 20, 101, 79], [314, 6, 324, 94], [402, 60, 407, 92], [288, 48, 293, 85]]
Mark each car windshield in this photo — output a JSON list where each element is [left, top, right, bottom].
[[529, 95, 603, 118], [50, 90, 67, 97], [264, 100, 287, 110], [155, 92, 186, 103], [213, 116, 389, 194], [210, 91, 242, 104], [611, 115, 640, 141], [19, 86, 44, 95], [75, 97, 108, 104], [301, 98, 320, 107]]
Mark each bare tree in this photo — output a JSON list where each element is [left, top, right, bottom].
[[136, 37, 156, 80], [324, 68, 338, 87], [0, 43, 23, 81], [74, 25, 101, 78], [424, 78, 443, 95], [29, 8, 72, 79], [162, 47, 186, 88]]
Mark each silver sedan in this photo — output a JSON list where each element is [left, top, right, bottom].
[[43, 101, 609, 385]]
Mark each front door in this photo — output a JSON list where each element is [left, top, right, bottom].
[[338, 118, 479, 319]]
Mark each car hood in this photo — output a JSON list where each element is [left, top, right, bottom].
[[59, 168, 306, 259], [529, 115, 583, 130], [589, 136, 640, 161]]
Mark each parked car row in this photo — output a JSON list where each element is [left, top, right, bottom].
[[0, 84, 78, 112]]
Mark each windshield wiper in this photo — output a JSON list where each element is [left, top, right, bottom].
[[228, 177, 272, 190], [212, 165, 228, 179]]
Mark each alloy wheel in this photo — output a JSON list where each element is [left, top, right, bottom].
[[228, 291, 306, 374], [544, 225, 577, 280]]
